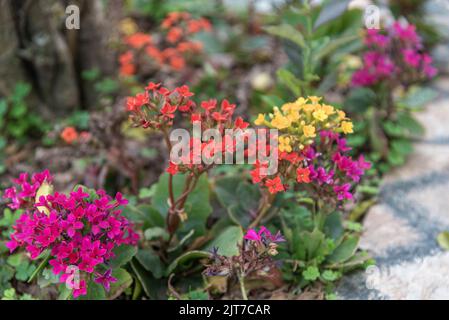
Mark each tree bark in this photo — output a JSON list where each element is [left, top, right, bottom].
[[0, 0, 119, 117]]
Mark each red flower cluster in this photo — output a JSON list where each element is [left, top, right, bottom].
[[126, 82, 250, 176], [119, 12, 211, 75], [4, 170, 139, 298]]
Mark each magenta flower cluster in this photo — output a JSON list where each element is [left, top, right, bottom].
[[352, 22, 437, 87], [243, 226, 285, 243], [3, 170, 139, 298], [306, 131, 371, 201]]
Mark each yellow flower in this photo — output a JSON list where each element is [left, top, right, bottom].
[[271, 112, 291, 129], [341, 121, 354, 134], [337, 110, 346, 120], [312, 109, 328, 122], [286, 110, 300, 122], [321, 104, 335, 115], [295, 97, 308, 105], [278, 136, 292, 152], [302, 104, 316, 113], [120, 18, 138, 36], [303, 125, 316, 138], [254, 113, 265, 126], [308, 96, 322, 104], [281, 103, 296, 113]]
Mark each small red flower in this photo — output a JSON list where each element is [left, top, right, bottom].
[[296, 167, 311, 183], [265, 176, 285, 194], [176, 85, 194, 98], [201, 99, 217, 112], [161, 103, 177, 119], [145, 82, 161, 91], [166, 27, 183, 44], [125, 32, 152, 49], [234, 117, 249, 129], [61, 127, 79, 144], [166, 162, 179, 175], [191, 113, 202, 123], [212, 112, 227, 122]]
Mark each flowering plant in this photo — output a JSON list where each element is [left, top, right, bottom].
[[347, 21, 437, 171], [127, 82, 250, 235], [352, 22, 436, 87], [204, 226, 284, 299], [3, 170, 138, 298], [248, 97, 370, 227], [119, 12, 211, 76]]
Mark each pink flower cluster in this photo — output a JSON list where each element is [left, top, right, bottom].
[[3, 170, 139, 298], [352, 22, 437, 87], [306, 131, 371, 201], [243, 226, 285, 243], [4, 170, 52, 210]]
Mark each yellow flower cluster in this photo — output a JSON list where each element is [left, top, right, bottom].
[[254, 96, 353, 152]]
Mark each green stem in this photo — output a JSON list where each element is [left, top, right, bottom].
[[28, 251, 51, 283], [239, 273, 248, 300]]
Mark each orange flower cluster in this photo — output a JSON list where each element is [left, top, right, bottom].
[[60, 127, 91, 145], [119, 12, 212, 75]]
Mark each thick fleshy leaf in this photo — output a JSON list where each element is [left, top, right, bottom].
[[110, 245, 137, 268], [204, 226, 243, 257], [313, 0, 351, 30]]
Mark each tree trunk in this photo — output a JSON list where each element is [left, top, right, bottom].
[[0, 0, 120, 117]]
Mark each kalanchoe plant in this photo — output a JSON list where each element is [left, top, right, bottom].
[[127, 82, 249, 237], [119, 12, 211, 76], [347, 21, 437, 171], [352, 22, 436, 87], [250, 96, 370, 227], [204, 227, 284, 300], [3, 170, 139, 299]]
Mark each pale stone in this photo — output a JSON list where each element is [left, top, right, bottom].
[[407, 182, 449, 226], [360, 205, 421, 256], [365, 252, 449, 299]]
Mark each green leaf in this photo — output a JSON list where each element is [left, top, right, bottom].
[[79, 280, 106, 300], [153, 173, 212, 237], [398, 87, 438, 110], [391, 139, 413, 156], [110, 245, 137, 268], [387, 149, 406, 167], [204, 226, 243, 257], [313, 0, 351, 30], [135, 249, 164, 279], [344, 88, 376, 113], [396, 113, 424, 136], [0, 99, 7, 117], [109, 268, 133, 298], [214, 177, 261, 228], [7, 253, 23, 267], [166, 250, 211, 276], [123, 204, 165, 229], [277, 68, 302, 96], [437, 231, 449, 250], [130, 259, 167, 299], [321, 270, 341, 282], [302, 266, 320, 281], [144, 227, 169, 241], [15, 262, 36, 282], [264, 24, 305, 48], [12, 82, 31, 102], [260, 95, 285, 109], [323, 212, 344, 242], [326, 236, 359, 264], [314, 34, 358, 62]]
